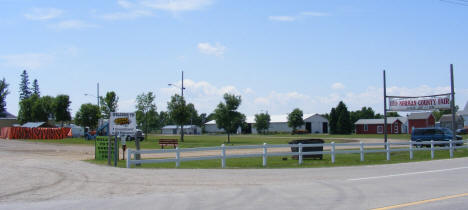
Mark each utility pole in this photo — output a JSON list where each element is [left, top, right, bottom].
[[450, 64, 456, 141], [181, 71, 185, 142], [383, 70, 388, 149]]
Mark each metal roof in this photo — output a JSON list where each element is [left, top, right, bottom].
[[408, 112, 433, 120], [439, 114, 464, 122], [354, 117, 402, 125], [21, 122, 47, 128], [162, 125, 199, 129]]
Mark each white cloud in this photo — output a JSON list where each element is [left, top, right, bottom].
[[141, 0, 213, 12], [51, 20, 98, 29], [119, 98, 137, 112], [118, 0, 134, 9], [0, 53, 54, 69], [24, 8, 63, 21], [100, 10, 153, 20], [269, 11, 330, 22], [197, 42, 226, 57], [331, 82, 345, 90], [268, 16, 296, 22]]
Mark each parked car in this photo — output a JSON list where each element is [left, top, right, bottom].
[[126, 129, 145, 141], [456, 128, 468, 135], [411, 127, 463, 147]]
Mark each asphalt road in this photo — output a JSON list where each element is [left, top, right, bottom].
[[1, 140, 467, 210]]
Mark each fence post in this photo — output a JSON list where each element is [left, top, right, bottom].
[[126, 149, 131, 168], [298, 143, 303, 165], [431, 140, 434, 159], [449, 140, 454, 159], [263, 143, 267, 167], [360, 141, 364, 162], [386, 141, 390, 161], [331, 142, 335, 164], [221, 144, 226, 168], [176, 147, 180, 168], [409, 141, 413, 160]]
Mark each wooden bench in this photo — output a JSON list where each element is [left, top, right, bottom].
[[159, 139, 178, 149]]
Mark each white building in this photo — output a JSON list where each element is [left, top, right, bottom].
[[204, 114, 329, 134], [457, 101, 468, 127], [162, 125, 201, 135]]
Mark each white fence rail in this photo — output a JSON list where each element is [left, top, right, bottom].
[[126, 140, 468, 168]]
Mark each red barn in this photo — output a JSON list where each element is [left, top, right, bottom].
[[355, 118, 403, 134], [408, 112, 435, 133]]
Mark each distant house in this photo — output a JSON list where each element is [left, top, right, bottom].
[[408, 112, 435, 133], [162, 125, 201, 135], [204, 113, 329, 134], [457, 101, 468, 127], [0, 111, 18, 128], [439, 114, 464, 130], [355, 117, 404, 134]]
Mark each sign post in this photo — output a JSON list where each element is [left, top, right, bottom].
[[110, 112, 137, 166]]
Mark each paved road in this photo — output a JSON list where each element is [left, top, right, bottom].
[[0, 140, 467, 210]]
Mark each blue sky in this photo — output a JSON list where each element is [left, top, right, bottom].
[[1, 0, 468, 117]]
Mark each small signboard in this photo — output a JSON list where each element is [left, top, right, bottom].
[[388, 95, 451, 111], [109, 112, 137, 136]]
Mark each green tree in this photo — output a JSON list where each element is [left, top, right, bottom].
[[75, 103, 100, 129], [167, 94, 190, 142], [17, 94, 36, 124], [433, 106, 459, 121], [0, 78, 9, 117], [100, 91, 119, 119], [19, 70, 31, 100], [214, 93, 245, 143], [32, 79, 40, 96], [158, 111, 174, 127], [329, 108, 338, 134], [254, 112, 271, 134], [135, 92, 157, 135], [335, 101, 352, 134], [54, 95, 71, 126], [31, 96, 55, 122], [387, 112, 400, 117], [287, 108, 304, 133]]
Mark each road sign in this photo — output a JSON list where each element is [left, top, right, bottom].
[[110, 112, 136, 136]]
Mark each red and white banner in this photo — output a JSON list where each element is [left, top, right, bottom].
[[388, 95, 451, 111]]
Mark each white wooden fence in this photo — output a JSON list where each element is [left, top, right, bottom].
[[126, 140, 468, 168]]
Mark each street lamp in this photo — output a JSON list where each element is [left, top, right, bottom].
[[168, 71, 186, 142]]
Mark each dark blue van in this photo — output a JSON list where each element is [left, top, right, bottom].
[[411, 127, 463, 146]]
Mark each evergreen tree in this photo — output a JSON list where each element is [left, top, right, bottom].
[[32, 79, 40, 96], [335, 101, 352, 134], [0, 78, 9, 117], [19, 70, 31, 100], [329, 108, 338, 134]]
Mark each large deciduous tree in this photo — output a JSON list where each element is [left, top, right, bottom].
[[254, 112, 271, 134], [75, 103, 100, 129], [214, 93, 245, 143], [54, 95, 71, 126], [0, 78, 9, 117], [287, 108, 304, 134], [135, 92, 157, 135], [100, 91, 119, 119], [167, 94, 190, 142]]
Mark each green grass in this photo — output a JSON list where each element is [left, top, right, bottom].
[[87, 148, 468, 169]]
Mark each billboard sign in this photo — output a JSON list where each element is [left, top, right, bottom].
[[109, 112, 137, 135], [388, 95, 451, 111]]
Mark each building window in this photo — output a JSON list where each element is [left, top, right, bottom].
[[394, 124, 398, 134], [377, 126, 383, 134], [364, 124, 368, 131]]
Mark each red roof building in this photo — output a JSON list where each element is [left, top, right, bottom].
[[408, 112, 435, 133], [355, 118, 404, 134]]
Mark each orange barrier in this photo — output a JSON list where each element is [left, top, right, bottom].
[[0, 127, 71, 139]]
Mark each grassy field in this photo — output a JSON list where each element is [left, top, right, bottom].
[[88, 148, 468, 169], [20, 133, 468, 149]]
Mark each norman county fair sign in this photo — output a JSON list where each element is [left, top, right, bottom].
[[110, 112, 136, 135], [388, 95, 451, 111]]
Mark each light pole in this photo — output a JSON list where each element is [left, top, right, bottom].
[[168, 71, 186, 142]]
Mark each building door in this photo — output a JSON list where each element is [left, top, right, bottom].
[[323, 123, 328, 133], [306, 122, 311, 133]]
